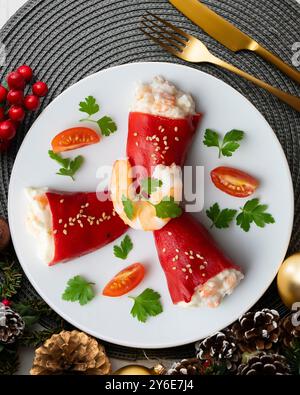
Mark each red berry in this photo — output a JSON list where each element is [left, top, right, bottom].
[[0, 120, 16, 140], [24, 95, 40, 111], [0, 85, 7, 102], [8, 105, 25, 122], [2, 299, 11, 306], [17, 65, 33, 82], [7, 89, 24, 105], [32, 81, 48, 97], [0, 107, 5, 121], [7, 71, 26, 90]]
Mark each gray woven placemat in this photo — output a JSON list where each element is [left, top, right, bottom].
[[0, 0, 300, 360]]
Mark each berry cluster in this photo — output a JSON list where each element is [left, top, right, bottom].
[[0, 65, 48, 151]]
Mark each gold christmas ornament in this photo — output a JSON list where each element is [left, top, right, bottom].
[[30, 330, 111, 375], [277, 253, 300, 308], [114, 363, 166, 375]]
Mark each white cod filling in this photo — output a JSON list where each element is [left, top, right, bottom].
[[178, 269, 244, 308], [25, 188, 54, 264], [131, 76, 196, 118]]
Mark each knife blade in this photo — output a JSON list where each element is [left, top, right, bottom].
[[169, 0, 300, 83]]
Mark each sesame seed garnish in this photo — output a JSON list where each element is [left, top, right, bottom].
[[162, 248, 166, 253], [107, 216, 111, 220], [85, 203, 89, 208], [68, 217, 72, 222], [184, 251, 189, 255], [174, 127, 178, 132], [102, 212, 106, 218], [196, 254, 203, 259], [172, 266, 177, 270], [189, 250, 194, 255], [64, 224, 68, 228], [69, 222, 74, 227], [96, 220, 99, 225], [151, 154, 156, 158], [186, 264, 191, 268], [164, 141, 167, 146], [79, 223, 83, 228], [152, 134, 157, 139], [60, 199, 64, 203], [112, 211, 116, 216], [161, 128, 165, 132], [189, 268, 193, 274], [189, 255, 195, 260], [165, 146, 169, 150], [158, 125, 162, 131], [63, 229, 68, 235], [175, 137, 180, 142], [176, 249, 179, 253], [185, 275, 189, 280], [175, 255, 179, 260], [156, 137, 160, 141], [135, 142, 139, 147], [160, 154, 165, 159], [163, 136, 167, 140], [168, 232, 172, 236], [172, 257, 176, 262], [133, 132, 138, 136], [200, 265, 205, 270], [153, 142, 158, 146], [53, 230, 58, 235], [155, 147, 160, 152], [99, 218, 103, 222], [202, 273, 206, 277], [162, 150, 166, 154], [58, 219, 63, 224], [182, 268, 186, 272]]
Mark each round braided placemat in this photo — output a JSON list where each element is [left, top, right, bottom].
[[0, 0, 299, 360]]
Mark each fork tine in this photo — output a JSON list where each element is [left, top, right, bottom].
[[147, 12, 191, 41], [142, 15, 187, 46], [141, 19, 183, 51], [140, 27, 180, 58]]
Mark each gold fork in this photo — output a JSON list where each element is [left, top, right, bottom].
[[141, 13, 300, 112]]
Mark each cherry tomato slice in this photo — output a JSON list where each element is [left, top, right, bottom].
[[51, 127, 100, 153], [211, 166, 259, 198], [103, 263, 145, 297]]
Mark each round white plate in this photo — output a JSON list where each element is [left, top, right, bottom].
[[8, 62, 293, 348]]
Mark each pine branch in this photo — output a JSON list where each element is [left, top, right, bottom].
[[283, 339, 300, 375], [0, 261, 22, 299], [0, 345, 19, 375], [19, 328, 61, 348]]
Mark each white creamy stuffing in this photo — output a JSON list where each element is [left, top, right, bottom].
[[131, 76, 196, 118], [25, 188, 54, 264], [178, 269, 244, 308]]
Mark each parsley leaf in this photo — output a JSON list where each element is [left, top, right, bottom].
[[203, 128, 244, 158], [97, 116, 117, 137], [203, 129, 220, 148], [236, 198, 275, 232], [62, 275, 95, 306], [154, 197, 182, 219], [79, 96, 99, 116], [48, 150, 70, 168], [206, 203, 237, 229], [122, 195, 134, 220], [113, 235, 133, 260], [129, 288, 163, 323], [49, 150, 84, 181], [221, 129, 244, 157], [140, 177, 163, 195]]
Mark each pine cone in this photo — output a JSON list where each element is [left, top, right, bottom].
[[30, 330, 111, 375], [195, 331, 241, 372], [0, 303, 25, 344], [238, 352, 291, 375], [279, 312, 300, 348], [166, 358, 204, 375], [230, 309, 280, 353]]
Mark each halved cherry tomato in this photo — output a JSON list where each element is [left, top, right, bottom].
[[103, 263, 145, 297], [211, 166, 259, 198], [51, 127, 100, 153]]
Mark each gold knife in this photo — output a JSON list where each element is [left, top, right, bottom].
[[169, 0, 300, 84]]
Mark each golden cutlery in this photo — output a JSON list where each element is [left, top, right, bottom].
[[169, 0, 300, 84], [141, 14, 300, 112]]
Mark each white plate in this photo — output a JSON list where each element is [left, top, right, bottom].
[[8, 62, 294, 348]]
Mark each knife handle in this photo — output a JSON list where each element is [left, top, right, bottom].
[[253, 44, 300, 84], [211, 56, 300, 112]]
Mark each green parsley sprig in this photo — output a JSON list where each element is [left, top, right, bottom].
[[206, 203, 237, 229], [206, 198, 275, 232], [113, 235, 133, 260], [62, 275, 95, 306], [129, 288, 163, 323], [79, 95, 117, 136], [48, 150, 84, 181], [203, 129, 244, 158], [236, 198, 275, 232], [140, 177, 163, 195]]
